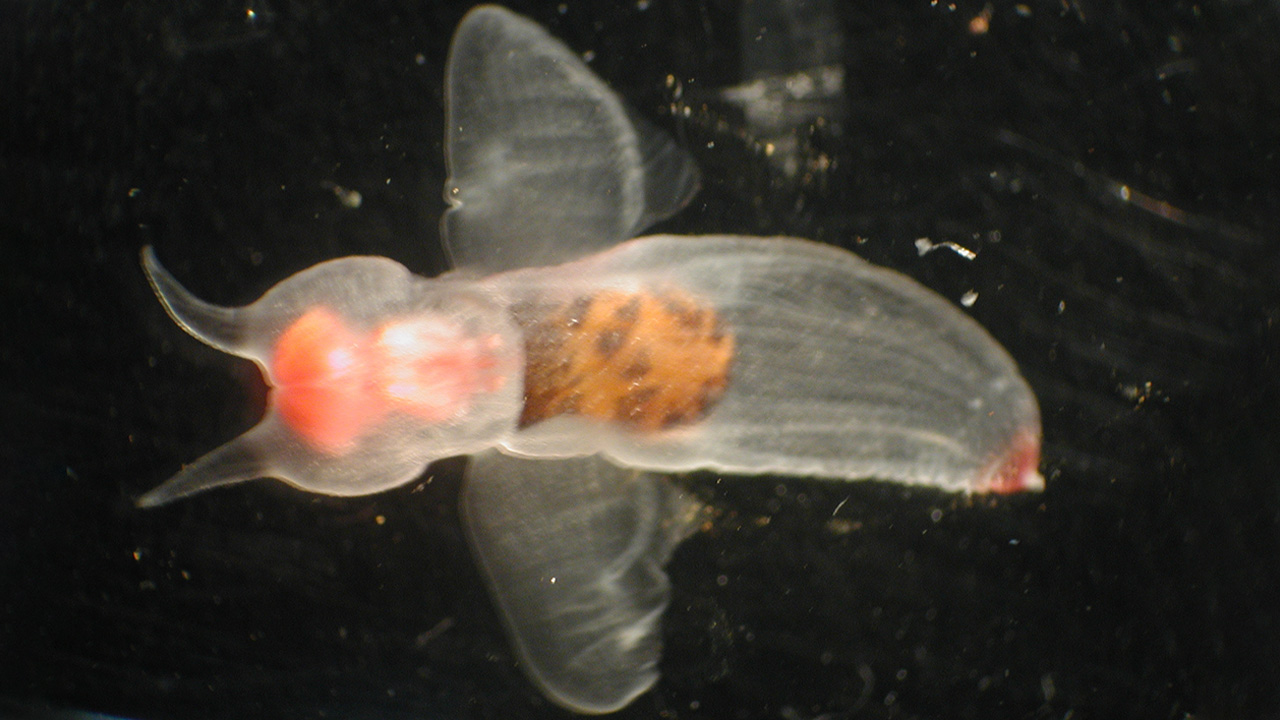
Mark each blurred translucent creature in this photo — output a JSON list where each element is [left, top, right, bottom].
[[138, 5, 1041, 714], [721, 0, 847, 177]]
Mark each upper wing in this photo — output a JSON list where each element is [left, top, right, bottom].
[[489, 235, 1043, 495], [460, 451, 699, 714], [441, 5, 700, 272]]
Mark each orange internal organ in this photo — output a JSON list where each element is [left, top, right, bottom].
[[515, 287, 734, 433], [270, 307, 505, 455]]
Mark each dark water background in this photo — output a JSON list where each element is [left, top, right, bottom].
[[3, 1, 1278, 718]]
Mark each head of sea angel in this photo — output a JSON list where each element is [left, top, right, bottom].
[[136, 247, 524, 507]]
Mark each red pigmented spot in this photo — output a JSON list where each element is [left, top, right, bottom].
[[270, 307, 505, 456], [977, 430, 1044, 494], [271, 308, 387, 455]]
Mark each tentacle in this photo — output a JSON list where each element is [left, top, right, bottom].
[[136, 431, 267, 508], [141, 246, 248, 355]]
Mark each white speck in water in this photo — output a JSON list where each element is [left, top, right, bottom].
[[327, 183, 363, 208], [832, 496, 849, 516], [915, 237, 977, 260]]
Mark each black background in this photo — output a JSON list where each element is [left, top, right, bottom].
[[4, 1, 1278, 719]]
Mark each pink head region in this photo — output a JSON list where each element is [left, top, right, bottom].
[[270, 307, 504, 455], [973, 429, 1044, 494]]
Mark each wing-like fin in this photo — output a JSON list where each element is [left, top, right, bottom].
[[627, 108, 702, 235], [441, 5, 699, 271], [460, 450, 700, 714]]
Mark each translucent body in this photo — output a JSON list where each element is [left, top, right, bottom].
[[139, 5, 1042, 714]]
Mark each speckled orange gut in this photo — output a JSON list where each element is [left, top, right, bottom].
[[513, 287, 733, 432], [138, 5, 1042, 715]]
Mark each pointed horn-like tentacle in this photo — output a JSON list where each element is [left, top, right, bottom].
[[136, 433, 268, 508], [141, 246, 247, 354]]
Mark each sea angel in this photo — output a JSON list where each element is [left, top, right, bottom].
[[138, 5, 1042, 714]]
